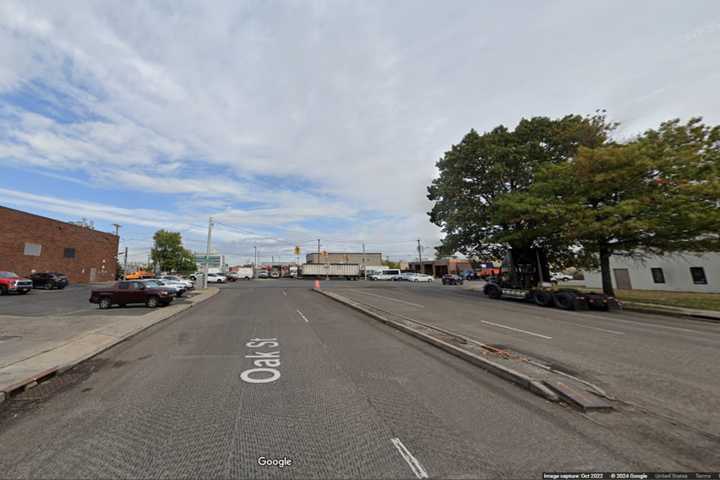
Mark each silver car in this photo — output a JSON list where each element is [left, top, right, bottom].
[[140, 279, 185, 298]]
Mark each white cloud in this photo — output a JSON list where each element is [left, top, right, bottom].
[[2, 0, 720, 261]]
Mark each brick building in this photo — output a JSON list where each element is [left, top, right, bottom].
[[0, 206, 119, 283], [408, 258, 473, 278]]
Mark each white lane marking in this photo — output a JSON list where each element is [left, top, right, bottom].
[[569, 324, 625, 335], [282, 289, 287, 296], [480, 320, 553, 339], [391, 438, 428, 479], [355, 290, 424, 308], [573, 312, 715, 335], [296, 309, 309, 323]]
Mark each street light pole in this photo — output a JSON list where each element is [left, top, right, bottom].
[[203, 217, 214, 289]]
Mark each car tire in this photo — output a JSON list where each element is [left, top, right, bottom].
[[99, 297, 112, 309], [552, 292, 576, 310], [533, 290, 554, 307], [484, 284, 502, 299], [146, 296, 159, 308], [0, 286, 6, 296], [18, 290, 29, 295]]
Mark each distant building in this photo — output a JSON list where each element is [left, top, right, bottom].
[[408, 258, 473, 278], [0, 206, 119, 283], [306, 252, 382, 266], [583, 252, 719, 293]]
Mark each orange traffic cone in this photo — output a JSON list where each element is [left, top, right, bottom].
[[314, 279, 320, 289]]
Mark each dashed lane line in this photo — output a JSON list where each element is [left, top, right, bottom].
[[354, 290, 425, 308], [480, 320, 553, 340], [296, 309, 309, 323], [391, 438, 428, 479]]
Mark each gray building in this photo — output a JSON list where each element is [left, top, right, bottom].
[[306, 252, 383, 266]]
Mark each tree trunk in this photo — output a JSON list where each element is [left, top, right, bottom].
[[599, 245, 614, 297]]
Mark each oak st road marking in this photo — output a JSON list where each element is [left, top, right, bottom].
[[391, 438, 428, 479], [297, 309, 310, 323], [356, 290, 424, 308], [480, 320, 553, 339], [240, 338, 281, 384]]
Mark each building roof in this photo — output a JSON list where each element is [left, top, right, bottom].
[[0, 205, 119, 239]]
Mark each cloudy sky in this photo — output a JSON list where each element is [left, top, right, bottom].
[[2, 1, 720, 264]]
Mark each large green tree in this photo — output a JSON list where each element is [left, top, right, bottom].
[[494, 118, 720, 295], [427, 113, 615, 261], [150, 230, 196, 274]]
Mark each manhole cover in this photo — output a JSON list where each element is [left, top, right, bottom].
[[0, 335, 21, 342]]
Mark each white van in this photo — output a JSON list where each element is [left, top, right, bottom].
[[373, 269, 401, 281]]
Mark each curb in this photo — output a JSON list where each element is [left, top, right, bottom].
[[313, 288, 559, 402], [622, 303, 720, 323], [0, 288, 220, 404]]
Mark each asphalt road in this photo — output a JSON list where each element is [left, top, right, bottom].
[[0, 280, 717, 478]]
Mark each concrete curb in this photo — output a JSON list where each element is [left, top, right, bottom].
[[0, 288, 220, 404], [621, 302, 720, 323], [313, 288, 559, 402]]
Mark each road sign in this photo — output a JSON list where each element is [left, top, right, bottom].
[[294, 246, 301, 256]]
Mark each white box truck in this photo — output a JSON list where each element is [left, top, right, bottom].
[[301, 263, 360, 280]]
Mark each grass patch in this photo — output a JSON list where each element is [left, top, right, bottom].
[[579, 288, 720, 311]]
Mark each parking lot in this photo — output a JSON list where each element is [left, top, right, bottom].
[[0, 283, 198, 318]]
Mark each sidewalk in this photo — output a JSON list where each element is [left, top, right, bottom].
[[461, 281, 720, 321], [0, 288, 219, 403]]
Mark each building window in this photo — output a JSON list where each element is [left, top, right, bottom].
[[64, 248, 76, 259], [690, 267, 707, 285], [24, 243, 42, 256], [650, 268, 665, 284]]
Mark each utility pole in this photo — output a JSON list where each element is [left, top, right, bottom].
[[362, 241, 367, 280], [254, 245, 257, 269], [417, 239, 423, 274], [317, 239, 321, 264], [203, 216, 214, 289], [123, 247, 128, 280], [112, 223, 121, 237]]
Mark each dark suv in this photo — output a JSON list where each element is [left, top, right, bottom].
[[30, 272, 69, 290]]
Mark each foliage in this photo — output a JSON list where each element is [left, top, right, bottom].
[[70, 217, 95, 229], [150, 230, 196, 274], [494, 118, 720, 294], [427, 113, 615, 262], [383, 259, 401, 269]]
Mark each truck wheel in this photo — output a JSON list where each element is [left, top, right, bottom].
[[484, 284, 502, 299], [146, 296, 159, 308], [533, 291, 553, 307], [552, 292, 576, 310], [99, 297, 112, 309]]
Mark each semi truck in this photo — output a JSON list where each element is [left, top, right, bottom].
[[482, 248, 620, 311], [301, 263, 360, 280]]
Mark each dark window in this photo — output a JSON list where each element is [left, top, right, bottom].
[[118, 282, 129, 290], [690, 267, 708, 285], [64, 248, 76, 258], [651, 268, 665, 284]]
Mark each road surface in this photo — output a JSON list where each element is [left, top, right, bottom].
[[0, 280, 717, 478]]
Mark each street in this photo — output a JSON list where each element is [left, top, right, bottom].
[[1, 280, 718, 478]]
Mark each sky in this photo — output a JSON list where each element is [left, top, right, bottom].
[[2, 1, 720, 265]]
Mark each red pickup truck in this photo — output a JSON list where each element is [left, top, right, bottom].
[[0, 271, 33, 295], [89, 280, 174, 309]]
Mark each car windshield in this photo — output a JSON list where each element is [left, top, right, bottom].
[[0, 272, 19, 278]]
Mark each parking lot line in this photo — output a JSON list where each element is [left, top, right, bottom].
[[391, 438, 428, 479], [355, 290, 424, 308], [480, 320, 552, 339]]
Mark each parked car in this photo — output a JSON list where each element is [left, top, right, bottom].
[[410, 273, 434, 283], [373, 269, 402, 281], [551, 272, 574, 282], [125, 270, 155, 280], [441, 274, 464, 285], [30, 272, 69, 290], [142, 279, 185, 298], [0, 271, 33, 295], [89, 280, 174, 309], [270, 270, 281, 279], [400, 272, 417, 281], [257, 270, 270, 279], [160, 275, 194, 289], [206, 273, 226, 283]]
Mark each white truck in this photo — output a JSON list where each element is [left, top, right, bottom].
[[301, 263, 360, 280]]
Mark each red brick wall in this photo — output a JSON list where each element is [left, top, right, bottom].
[[0, 206, 119, 283]]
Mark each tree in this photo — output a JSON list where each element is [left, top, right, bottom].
[[494, 118, 720, 295], [70, 217, 95, 229], [427, 113, 615, 261], [150, 230, 197, 274]]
